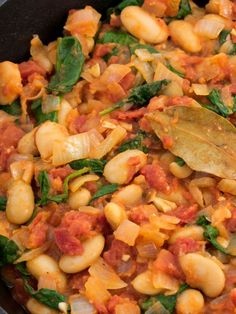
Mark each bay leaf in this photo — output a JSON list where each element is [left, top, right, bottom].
[[146, 106, 236, 179]]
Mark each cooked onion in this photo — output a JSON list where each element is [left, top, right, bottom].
[[69, 294, 96, 314], [136, 242, 158, 259], [42, 95, 60, 113], [194, 17, 224, 39], [85, 276, 111, 304], [69, 174, 99, 192], [88, 257, 127, 289], [132, 58, 154, 83], [30, 35, 53, 72], [90, 126, 127, 159], [152, 271, 179, 293], [14, 242, 50, 263], [192, 83, 209, 95], [154, 62, 183, 87], [58, 99, 72, 126], [52, 132, 91, 166], [145, 301, 169, 314], [114, 220, 140, 246]]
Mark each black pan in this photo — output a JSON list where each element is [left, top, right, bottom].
[[0, 0, 207, 312]]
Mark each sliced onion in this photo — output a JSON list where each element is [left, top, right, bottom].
[[30, 35, 53, 72], [219, 0, 233, 19], [42, 95, 60, 114], [88, 257, 127, 290], [192, 83, 209, 95], [69, 294, 96, 314], [87, 128, 104, 150], [58, 99, 73, 126], [194, 17, 224, 39], [152, 270, 179, 293], [134, 49, 155, 62], [90, 126, 127, 159], [154, 61, 183, 87], [132, 58, 154, 83], [14, 242, 50, 263], [52, 132, 91, 166], [69, 174, 99, 192], [145, 301, 169, 314], [114, 220, 140, 246], [0, 110, 16, 123], [136, 242, 158, 259], [85, 276, 111, 304]]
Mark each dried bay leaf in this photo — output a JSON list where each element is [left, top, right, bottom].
[[146, 106, 236, 179]]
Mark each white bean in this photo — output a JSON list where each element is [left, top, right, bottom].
[[132, 271, 162, 295], [179, 253, 225, 297], [169, 20, 202, 53], [26, 298, 59, 314], [6, 180, 34, 224], [217, 179, 236, 195], [27, 254, 67, 292], [112, 184, 143, 206], [35, 121, 69, 160], [59, 234, 105, 273], [169, 225, 204, 244], [68, 188, 91, 209], [121, 6, 169, 44], [104, 202, 127, 229], [104, 149, 147, 184], [176, 289, 204, 314], [169, 162, 193, 179], [0, 61, 22, 105]]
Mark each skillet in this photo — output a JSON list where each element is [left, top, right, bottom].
[[0, 0, 207, 312]]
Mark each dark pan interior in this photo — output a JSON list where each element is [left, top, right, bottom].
[[0, 0, 208, 312]]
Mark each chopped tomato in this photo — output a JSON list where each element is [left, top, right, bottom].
[[119, 72, 136, 92], [49, 165, 73, 180], [103, 239, 131, 268], [26, 212, 49, 249], [54, 228, 84, 255], [169, 238, 201, 256], [54, 211, 105, 255], [170, 204, 198, 224], [94, 44, 113, 58], [225, 208, 236, 232], [19, 60, 46, 81], [141, 163, 170, 193], [111, 107, 147, 120], [153, 249, 184, 280]]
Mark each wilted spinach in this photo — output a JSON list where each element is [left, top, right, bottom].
[[100, 31, 138, 45], [0, 98, 22, 116], [107, 0, 143, 16], [100, 79, 169, 115], [48, 36, 85, 94], [0, 235, 20, 267], [89, 184, 119, 203], [70, 158, 106, 175], [0, 196, 7, 211], [118, 131, 148, 153], [31, 98, 57, 125]]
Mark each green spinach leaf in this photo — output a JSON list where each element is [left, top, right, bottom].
[[31, 98, 57, 125], [196, 215, 230, 255], [48, 36, 85, 94], [70, 158, 106, 174], [107, 0, 143, 16], [100, 79, 169, 115], [100, 31, 138, 45], [15, 262, 30, 279], [0, 196, 7, 211], [118, 131, 148, 153], [37, 168, 90, 205], [0, 235, 20, 267], [89, 184, 119, 203], [219, 30, 231, 46], [24, 281, 66, 310], [175, 156, 185, 167], [166, 63, 185, 78], [175, 0, 191, 19], [141, 284, 189, 313], [207, 89, 231, 117], [0, 99, 22, 116]]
